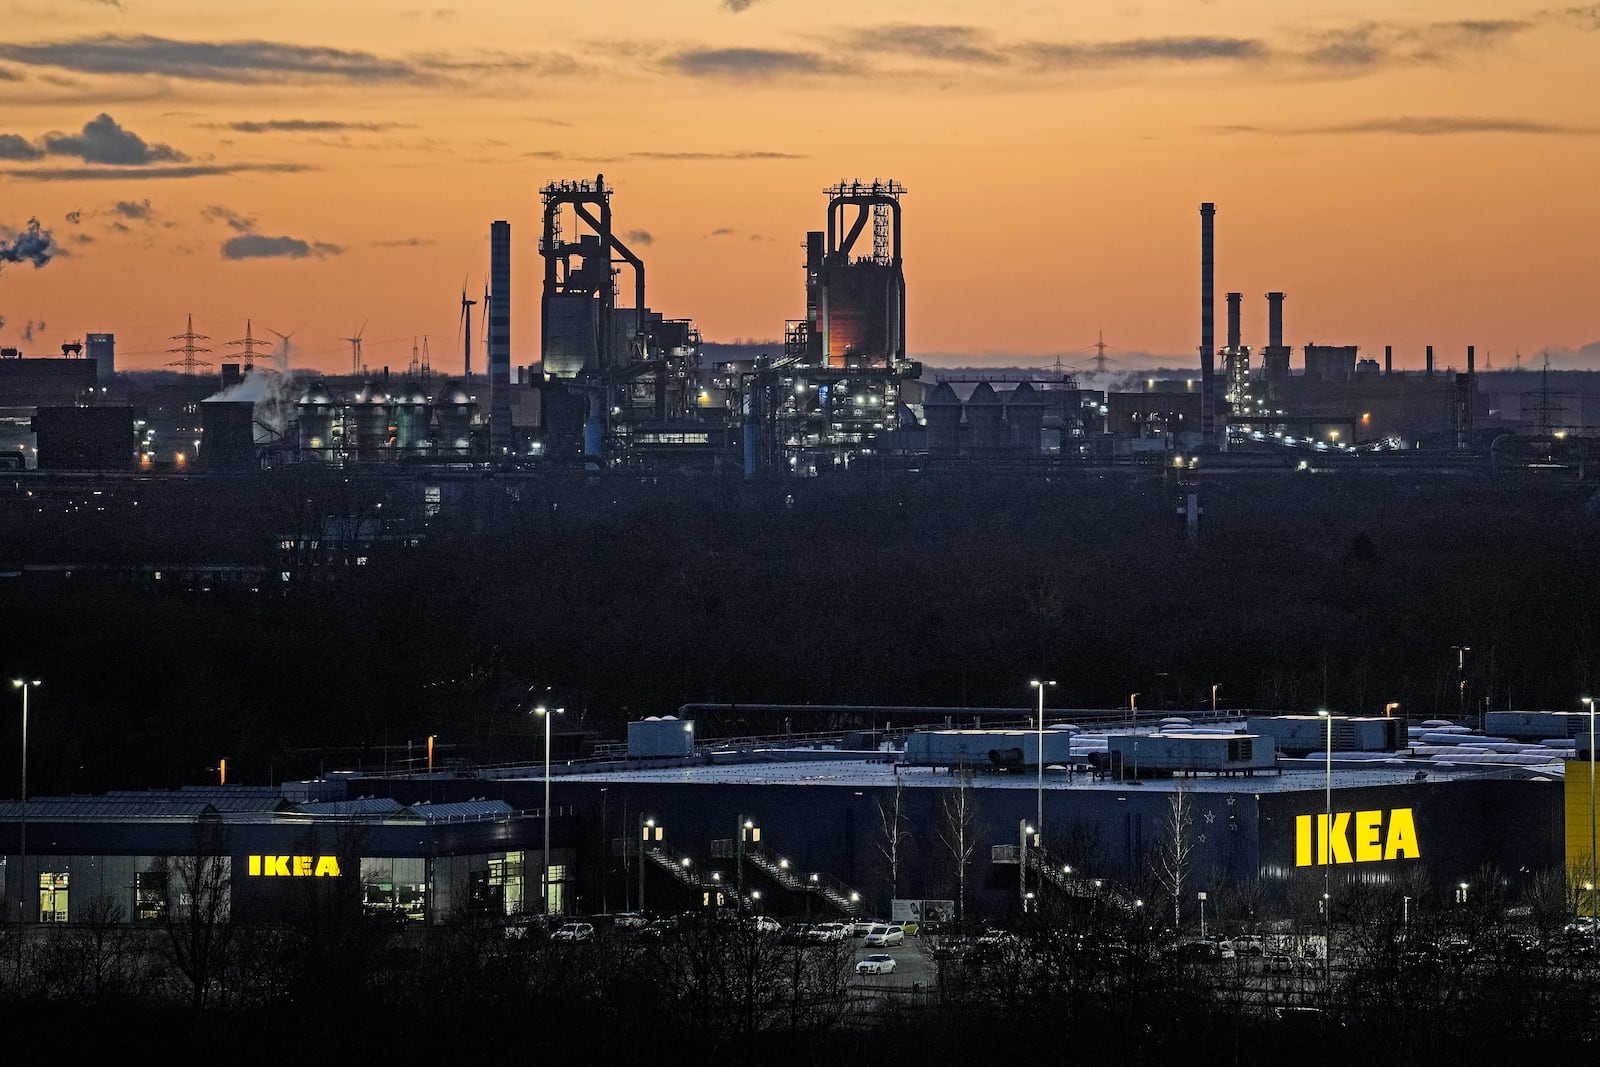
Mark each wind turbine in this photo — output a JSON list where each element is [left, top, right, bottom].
[[342, 320, 367, 376], [459, 281, 476, 378], [267, 327, 298, 374]]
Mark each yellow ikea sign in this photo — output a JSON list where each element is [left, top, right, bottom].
[[247, 855, 342, 877], [1295, 808, 1419, 866]]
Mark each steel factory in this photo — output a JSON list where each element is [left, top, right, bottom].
[[5, 183, 1598, 478], [4, 708, 1592, 928]]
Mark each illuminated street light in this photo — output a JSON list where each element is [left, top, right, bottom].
[[1318, 709, 1333, 964], [1451, 646, 1471, 725], [1586, 697, 1597, 919], [534, 704, 565, 915], [1019, 821, 1036, 911], [1031, 679, 1057, 835], [12, 678, 40, 956], [640, 816, 663, 913]]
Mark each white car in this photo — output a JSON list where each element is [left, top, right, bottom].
[[864, 924, 905, 947], [612, 912, 648, 930], [850, 917, 886, 936], [856, 953, 897, 975], [807, 923, 848, 944], [747, 915, 782, 935], [551, 921, 595, 943]]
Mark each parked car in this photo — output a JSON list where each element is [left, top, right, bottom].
[[856, 953, 897, 975], [551, 922, 595, 943], [746, 915, 782, 935], [806, 923, 848, 944], [849, 917, 886, 936], [865, 924, 905, 947], [612, 912, 648, 930], [639, 917, 680, 941], [1261, 952, 1299, 974], [896, 918, 919, 936]]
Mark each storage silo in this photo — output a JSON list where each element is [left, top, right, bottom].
[[297, 381, 338, 462], [393, 381, 430, 456], [966, 381, 1004, 451], [432, 381, 476, 455], [1004, 381, 1046, 455], [923, 381, 962, 457], [351, 381, 391, 460]]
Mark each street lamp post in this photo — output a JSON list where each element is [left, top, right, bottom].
[[1586, 697, 1597, 919], [12, 678, 40, 957], [1031, 679, 1056, 834], [535, 704, 564, 915], [640, 816, 662, 914], [1211, 684, 1219, 714], [1451, 645, 1470, 725], [738, 817, 759, 902], [1317, 710, 1333, 962]]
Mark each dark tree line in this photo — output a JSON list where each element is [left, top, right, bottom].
[[3, 467, 1599, 793]]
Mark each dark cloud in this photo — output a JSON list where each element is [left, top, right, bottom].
[[222, 234, 342, 260], [201, 205, 256, 232], [629, 150, 805, 160], [1294, 19, 1529, 68], [1548, 5, 1600, 28], [218, 119, 404, 133], [667, 47, 838, 78], [1021, 36, 1267, 68], [0, 134, 44, 161], [722, 0, 765, 10], [414, 49, 581, 77], [41, 113, 186, 164], [0, 35, 424, 85], [370, 237, 435, 247], [113, 198, 153, 219], [64, 211, 82, 224], [623, 229, 653, 245], [708, 227, 739, 237], [0, 218, 58, 270], [853, 24, 1005, 65], [4, 162, 311, 181], [1300, 116, 1600, 135]]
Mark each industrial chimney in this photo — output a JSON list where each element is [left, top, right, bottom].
[[1426, 345, 1434, 377], [1262, 292, 1291, 388], [489, 220, 512, 452], [1199, 203, 1216, 443], [1226, 292, 1242, 352]]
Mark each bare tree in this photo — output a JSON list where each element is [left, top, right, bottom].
[[935, 766, 980, 921], [875, 776, 911, 907], [154, 817, 236, 1013], [1155, 779, 1197, 929]]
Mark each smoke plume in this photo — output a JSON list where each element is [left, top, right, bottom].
[[0, 217, 57, 270]]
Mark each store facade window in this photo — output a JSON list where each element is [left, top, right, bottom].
[[39, 872, 69, 922], [360, 857, 428, 921], [134, 870, 167, 922], [488, 851, 525, 916]]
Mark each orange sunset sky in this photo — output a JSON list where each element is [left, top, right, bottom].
[[0, 0, 1596, 376]]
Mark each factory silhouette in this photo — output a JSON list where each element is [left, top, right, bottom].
[[4, 184, 1594, 480]]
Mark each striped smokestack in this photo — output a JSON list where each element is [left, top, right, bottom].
[[1226, 292, 1242, 351], [1200, 203, 1216, 442]]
